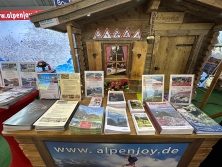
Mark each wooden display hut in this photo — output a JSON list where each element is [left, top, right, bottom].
[[3, 1, 222, 167]]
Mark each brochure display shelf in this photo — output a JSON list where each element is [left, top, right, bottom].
[[2, 93, 221, 167]]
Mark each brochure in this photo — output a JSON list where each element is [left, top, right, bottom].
[[168, 74, 194, 105], [19, 62, 37, 88], [37, 73, 60, 99], [84, 71, 104, 97], [0, 62, 20, 87], [60, 73, 81, 101], [142, 75, 164, 104]]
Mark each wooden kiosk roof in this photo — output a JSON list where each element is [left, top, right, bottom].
[[29, 0, 222, 33]]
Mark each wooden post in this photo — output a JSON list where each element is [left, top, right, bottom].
[[66, 24, 79, 73], [199, 62, 222, 110]]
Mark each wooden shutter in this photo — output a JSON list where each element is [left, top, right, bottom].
[[130, 41, 148, 80], [86, 41, 102, 70]]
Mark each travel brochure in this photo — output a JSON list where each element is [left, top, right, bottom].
[[0, 62, 20, 87], [127, 100, 145, 113], [168, 74, 194, 105], [173, 104, 222, 135], [132, 113, 155, 135], [84, 71, 104, 97], [60, 73, 81, 101], [145, 101, 194, 134], [33, 100, 79, 131], [19, 62, 37, 88], [37, 73, 60, 100], [69, 104, 104, 134], [104, 106, 130, 134], [142, 75, 164, 104]]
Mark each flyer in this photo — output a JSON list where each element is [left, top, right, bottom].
[[60, 73, 81, 101], [19, 62, 37, 88], [37, 73, 60, 99], [142, 75, 164, 104], [168, 74, 194, 105], [0, 62, 20, 87], [84, 71, 104, 97]]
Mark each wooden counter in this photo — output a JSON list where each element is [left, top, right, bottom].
[[2, 93, 221, 167]]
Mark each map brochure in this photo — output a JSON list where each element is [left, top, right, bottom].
[[19, 62, 37, 88], [142, 75, 164, 104], [3, 100, 56, 131], [84, 71, 104, 97], [127, 100, 145, 113], [145, 101, 194, 134], [88, 96, 103, 107], [173, 104, 222, 135], [33, 100, 79, 131], [104, 106, 130, 134], [37, 73, 60, 100], [60, 73, 81, 101], [0, 62, 21, 87], [168, 74, 194, 105], [107, 90, 126, 108], [132, 113, 156, 135], [69, 104, 104, 134]]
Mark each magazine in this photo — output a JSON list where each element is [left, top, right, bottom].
[[33, 100, 79, 131], [84, 71, 104, 97], [173, 104, 222, 135], [60, 73, 81, 101], [104, 106, 130, 134], [107, 91, 126, 108], [145, 101, 194, 134], [132, 113, 155, 135], [142, 75, 164, 104], [69, 104, 104, 134], [127, 100, 145, 113], [168, 74, 194, 105]]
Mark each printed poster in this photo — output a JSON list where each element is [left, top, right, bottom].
[[19, 62, 37, 88], [0, 62, 20, 87], [37, 73, 60, 99], [84, 71, 104, 97], [44, 142, 188, 167], [60, 73, 81, 101], [142, 75, 164, 104], [168, 74, 194, 105]]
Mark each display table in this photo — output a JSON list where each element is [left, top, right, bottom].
[[2, 93, 221, 167], [0, 90, 39, 167]]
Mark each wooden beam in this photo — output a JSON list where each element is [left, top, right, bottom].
[[199, 62, 222, 110], [30, 0, 104, 22], [146, 0, 160, 13], [153, 23, 214, 31], [186, 35, 204, 74], [196, 0, 222, 9], [66, 25, 79, 73], [155, 12, 185, 24], [71, 27, 81, 34], [57, 0, 133, 25], [161, 0, 220, 23]]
